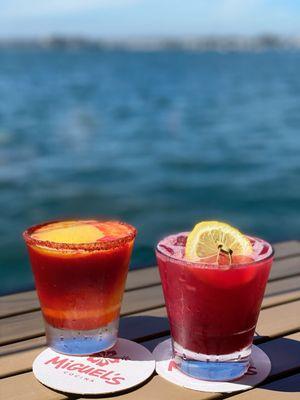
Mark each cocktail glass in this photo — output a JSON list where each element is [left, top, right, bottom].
[[23, 220, 136, 355], [156, 232, 273, 381]]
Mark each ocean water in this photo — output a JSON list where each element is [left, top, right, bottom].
[[0, 48, 299, 295]]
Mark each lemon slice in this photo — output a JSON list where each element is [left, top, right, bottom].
[[185, 221, 252, 262]]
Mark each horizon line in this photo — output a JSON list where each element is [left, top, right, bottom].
[[1, 34, 300, 51]]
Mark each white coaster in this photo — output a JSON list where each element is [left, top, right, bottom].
[[33, 338, 155, 395], [153, 338, 271, 393]]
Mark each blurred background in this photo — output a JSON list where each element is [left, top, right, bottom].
[[1, 0, 300, 294]]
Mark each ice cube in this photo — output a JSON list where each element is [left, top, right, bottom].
[[174, 235, 187, 247]]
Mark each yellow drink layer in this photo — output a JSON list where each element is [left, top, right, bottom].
[[31, 220, 131, 244]]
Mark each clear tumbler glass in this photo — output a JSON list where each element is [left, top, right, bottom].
[[23, 220, 136, 355], [156, 232, 273, 381]]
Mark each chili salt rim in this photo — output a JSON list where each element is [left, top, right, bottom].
[[156, 234, 274, 269], [23, 219, 137, 252]]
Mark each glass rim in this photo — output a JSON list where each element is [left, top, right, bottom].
[[155, 235, 274, 269], [23, 219, 137, 252]]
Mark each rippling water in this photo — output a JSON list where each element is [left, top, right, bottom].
[[0, 48, 299, 294]]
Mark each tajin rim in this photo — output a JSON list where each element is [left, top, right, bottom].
[[156, 234, 274, 269]]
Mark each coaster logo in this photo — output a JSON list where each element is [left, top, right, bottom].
[[44, 355, 126, 384], [245, 366, 257, 375], [168, 360, 178, 371], [88, 350, 130, 366]]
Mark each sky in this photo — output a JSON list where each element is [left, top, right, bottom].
[[1, 0, 300, 39]]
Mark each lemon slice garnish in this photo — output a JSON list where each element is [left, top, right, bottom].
[[185, 221, 252, 262]]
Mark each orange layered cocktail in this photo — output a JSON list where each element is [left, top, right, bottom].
[[23, 220, 136, 355]]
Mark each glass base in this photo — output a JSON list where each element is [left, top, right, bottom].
[[45, 318, 119, 355], [173, 341, 251, 381]]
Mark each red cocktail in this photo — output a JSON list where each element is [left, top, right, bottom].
[[24, 220, 136, 355], [156, 230, 273, 381]]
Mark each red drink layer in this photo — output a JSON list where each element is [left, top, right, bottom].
[[156, 233, 273, 356], [24, 220, 136, 330]]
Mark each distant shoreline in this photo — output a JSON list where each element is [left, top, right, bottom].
[[1, 34, 300, 51]]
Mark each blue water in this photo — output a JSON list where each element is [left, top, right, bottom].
[[0, 48, 299, 295]]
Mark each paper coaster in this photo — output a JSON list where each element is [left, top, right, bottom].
[[153, 338, 271, 393], [33, 338, 155, 395]]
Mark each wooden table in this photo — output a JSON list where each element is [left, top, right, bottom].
[[1, 240, 300, 399]]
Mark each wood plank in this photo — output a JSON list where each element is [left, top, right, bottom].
[[265, 275, 300, 298], [3, 331, 299, 380], [0, 312, 169, 381], [255, 300, 300, 339], [0, 311, 44, 346], [263, 275, 300, 308], [0, 336, 46, 357], [2, 269, 299, 334], [2, 332, 300, 400], [0, 305, 170, 379], [269, 256, 300, 282], [0, 252, 300, 318], [138, 299, 300, 340], [0, 267, 160, 319], [1, 240, 298, 319], [141, 331, 300, 378], [262, 290, 300, 309], [1, 296, 299, 380], [272, 240, 300, 259], [0, 337, 46, 378], [88, 332, 300, 400], [227, 373, 300, 399], [121, 285, 164, 316], [1, 276, 300, 347], [0, 372, 69, 400], [0, 291, 39, 319], [0, 285, 165, 346], [0, 370, 217, 400], [138, 299, 300, 341], [126, 266, 160, 290], [258, 332, 300, 377]]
